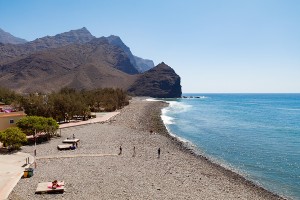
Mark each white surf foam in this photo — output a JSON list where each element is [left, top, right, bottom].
[[182, 95, 209, 99], [161, 115, 175, 125], [161, 101, 192, 126], [166, 101, 192, 114], [145, 98, 162, 102]]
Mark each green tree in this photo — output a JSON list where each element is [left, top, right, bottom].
[[44, 117, 59, 138], [0, 86, 22, 106], [0, 127, 27, 150], [17, 87, 129, 121], [20, 94, 51, 117], [81, 88, 129, 112], [17, 116, 59, 139]]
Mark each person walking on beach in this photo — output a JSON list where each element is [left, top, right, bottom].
[[73, 134, 75, 139], [132, 146, 136, 157], [158, 147, 161, 158], [119, 145, 122, 155]]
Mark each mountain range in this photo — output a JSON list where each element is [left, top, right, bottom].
[[0, 27, 181, 97], [0, 28, 27, 44]]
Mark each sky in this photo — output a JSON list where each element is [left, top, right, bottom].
[[1, 0, 300, 93]]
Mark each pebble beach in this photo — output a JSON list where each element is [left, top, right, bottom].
[[8, 98, 284, 200]]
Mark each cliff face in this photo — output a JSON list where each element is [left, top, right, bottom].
[[106, 35, 154, 73], [128, 62, 182, 98], [133, 56, 154, 73]]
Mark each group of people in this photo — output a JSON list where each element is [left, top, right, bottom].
[[119, 145, 161, 158]]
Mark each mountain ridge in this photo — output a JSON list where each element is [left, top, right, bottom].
[[0, 28, 27, 44], [0, 27, 154, 72], [0, 27, 95, 64], [0, 28, 182, 97]]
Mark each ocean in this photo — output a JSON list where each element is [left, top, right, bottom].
[[161, 94, 300, 199]]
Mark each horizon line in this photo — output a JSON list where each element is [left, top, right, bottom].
[[182, 92, 300, 94]]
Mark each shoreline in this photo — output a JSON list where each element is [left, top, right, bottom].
[[136, 98, 285, 199], [8, 98, 286, 199], [153, 100, 286, 200]]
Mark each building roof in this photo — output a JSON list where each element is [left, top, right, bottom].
[[0, 112, 26, 118]]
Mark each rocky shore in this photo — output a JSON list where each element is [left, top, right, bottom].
[[9, 98, 284, 200]]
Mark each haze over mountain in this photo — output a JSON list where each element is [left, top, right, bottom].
[[106, 35, 154, 73], [133, 56, 154, 73], [0, 28, 27, 44], [0, 28, 181, 97]]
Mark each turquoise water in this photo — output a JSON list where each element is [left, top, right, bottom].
[[161, 94, 300, 199]]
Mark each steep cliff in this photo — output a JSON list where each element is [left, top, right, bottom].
[[128, 62, 182, 98]]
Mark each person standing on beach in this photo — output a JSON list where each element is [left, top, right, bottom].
[[133, 146, 136, 157], [119, 145, 122, 155], [158, 147, 161, 158]]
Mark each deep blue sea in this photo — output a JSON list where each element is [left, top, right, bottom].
[[161, 94, 300, 199]]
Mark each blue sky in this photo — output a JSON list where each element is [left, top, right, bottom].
[[1, 0, 300, 93]]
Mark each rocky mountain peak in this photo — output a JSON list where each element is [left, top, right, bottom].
[[128, 62, 182, 98], [0, 27, 98, 64], [106, 35, 154, 73], [0, 28, 27, 44], [146, 62, 177, 75], [106, 35, 129, 51], [32, 27, 95, 45], [155, 62, 171, 70]]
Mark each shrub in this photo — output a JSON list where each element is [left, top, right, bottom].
[[0, 127, 27, 150]]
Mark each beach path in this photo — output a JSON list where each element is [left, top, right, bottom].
[[0, 152, 34, 200], [36, 153, 118, 160], [1, 111, 119, 200], [59, 112, 120, 129]]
